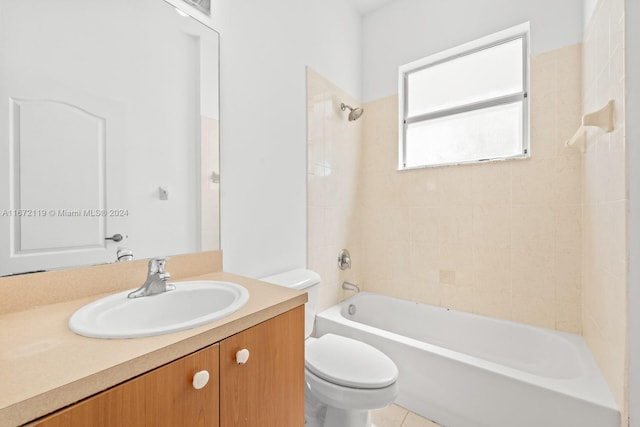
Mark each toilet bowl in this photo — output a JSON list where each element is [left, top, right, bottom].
[[306, 334, 399, 426], [260, 269, 399, 427]]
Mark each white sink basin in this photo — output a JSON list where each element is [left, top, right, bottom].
[[69, 281, 250, 339]]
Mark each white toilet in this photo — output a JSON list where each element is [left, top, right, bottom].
[[261, 269, 399, 427]]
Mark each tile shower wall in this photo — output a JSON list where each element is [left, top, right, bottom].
[[307, 68, 363, 311], [358, 44, 583, 333], [582, 0, 627, 421]]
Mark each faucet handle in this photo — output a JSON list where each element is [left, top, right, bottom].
[[116, 247, 134, 262], [148, 257, 169, 274], [338, 249, 351, 270], [156, 258, 167, 274]]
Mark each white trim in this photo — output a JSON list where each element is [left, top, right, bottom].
[[627, 0, 640, 423], [398, 22, 530, 76], [398, 22, 530, 170], [162, 0, 217, 31]]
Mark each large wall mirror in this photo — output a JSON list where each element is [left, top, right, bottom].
[[0, 0, 220, 276]]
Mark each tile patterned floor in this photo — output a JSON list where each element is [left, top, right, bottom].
[[371, 404, 442, 427]]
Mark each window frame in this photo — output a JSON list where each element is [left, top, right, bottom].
[[398, 23, 530, 170]]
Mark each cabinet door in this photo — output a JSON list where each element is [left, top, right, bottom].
[[31, 344, 219, 427], [220, 306, 305, 427]]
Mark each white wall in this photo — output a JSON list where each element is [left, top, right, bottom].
[[362, 0, 584, 102], [211, 0, 362, 277]]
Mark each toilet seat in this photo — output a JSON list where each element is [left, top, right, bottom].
[[305, 334, 398, 389], [305, 368, 400, 411]]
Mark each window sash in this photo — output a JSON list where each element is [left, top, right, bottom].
[[404, 92, 527, 125], [399, 32, 529, 169], [404, 100, 525, 168]]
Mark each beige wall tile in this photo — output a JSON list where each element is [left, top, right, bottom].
[[408, 241, 440, 282], [511, 249, 556, 300], [511, 204, 556, 253], [441, 283, 474, 312], [473, 248, 511, 293], [581, 0, 627, 420], [408, 281, 443, 307], [512, 295, 555, 329], [529, 49, 557, 97], [401, 169, 442, 207], [470, 162, 512, 205], [306, 68, 363, 311], [472, 288, 512, 320], [554, 204, 583, 254], [555, 299, 582, 333], [357, 45, 585, 335]]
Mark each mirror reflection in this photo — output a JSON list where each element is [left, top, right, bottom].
[[0, 0, 220, 276]]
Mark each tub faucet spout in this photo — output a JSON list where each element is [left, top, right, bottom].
[[342, 281, 360, 293]]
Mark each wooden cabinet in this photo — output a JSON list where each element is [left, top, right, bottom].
[[28, 306, 304, 427], [220, 305, 304, 427], [31, 344, 220, 427]]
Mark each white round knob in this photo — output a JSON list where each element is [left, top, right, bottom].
[[236, 348, 250, 365], [192, 370, 210, 390]]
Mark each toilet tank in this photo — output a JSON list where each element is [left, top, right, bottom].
[[260, 269, 320, 338]]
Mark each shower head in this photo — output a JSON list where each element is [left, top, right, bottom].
[[340, 103, 364, 121]]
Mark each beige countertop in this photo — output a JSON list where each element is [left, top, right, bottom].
[[0, 271, 306, 427]]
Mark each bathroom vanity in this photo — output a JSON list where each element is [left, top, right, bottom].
[[0, 252, 306, 427], [29, 306, 303, 427]]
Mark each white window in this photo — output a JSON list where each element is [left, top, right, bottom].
[[399, 24, 530, 169]]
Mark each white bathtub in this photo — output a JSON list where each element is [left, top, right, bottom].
[[315, 292, 619, 427]]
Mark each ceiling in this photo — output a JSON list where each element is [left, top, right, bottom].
[[346, 0, 397, 15]]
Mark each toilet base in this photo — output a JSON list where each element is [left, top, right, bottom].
[[304, 363, 398, 427], [305, 404, 373, 427], [305, 382, 375, 427], [323, 407, 371, 427]]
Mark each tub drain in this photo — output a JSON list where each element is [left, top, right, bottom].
[[348, 304, 356, 315]]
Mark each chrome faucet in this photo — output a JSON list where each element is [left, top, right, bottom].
[[342, 281, 360, 293], [128, 257, 175, 298]]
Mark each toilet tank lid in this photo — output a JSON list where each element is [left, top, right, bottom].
[[260, 269, 320, 290]]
